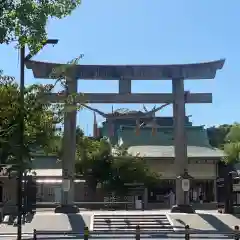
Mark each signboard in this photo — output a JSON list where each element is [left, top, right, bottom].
[[62, 179, 70, 192], [182, 179, 190, 192], [233, 184, 240, 192]]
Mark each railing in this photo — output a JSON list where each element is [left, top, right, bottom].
[[31, 225, 240, 239]]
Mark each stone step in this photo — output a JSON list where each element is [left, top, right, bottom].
[[94, 224, 170, 227], [94, 215, 168, 219], [94, 223, 170, 227], [93, 227, 172, 231], [94, 220, 171, 224], [94, 219, 169, 222], [94, 221, 170, 225], [94, 224, 173, 228], [93, 214, 173, 232]]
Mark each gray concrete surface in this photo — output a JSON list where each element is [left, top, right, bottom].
[[0, 234, 233, 239], [0, 210, 238, 239], [168, 212, 240, 232], [0, 211, 92, 235]]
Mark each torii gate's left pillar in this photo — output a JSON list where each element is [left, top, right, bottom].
[[55, 77, 79, 213]]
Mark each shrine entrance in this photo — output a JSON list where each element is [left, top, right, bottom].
[[26, 59, 225, 213]]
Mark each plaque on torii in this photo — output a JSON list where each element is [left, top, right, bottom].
[[25, 59, 225, 213]]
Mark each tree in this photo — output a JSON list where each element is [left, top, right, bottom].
[[0, 0, 81, 51], [207, 124, 231, 149], [223, 123, 240, 164], [105, 145, 160, 196], [206, 123, 240, 165], [0, 75, 61, 167], [75, 136, 112, 200], [75, 136, 160, 200]]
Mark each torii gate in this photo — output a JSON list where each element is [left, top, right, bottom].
[[26, 59, 225, 213]]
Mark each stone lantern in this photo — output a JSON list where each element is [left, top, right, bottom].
[[171, 169, 195, 213]]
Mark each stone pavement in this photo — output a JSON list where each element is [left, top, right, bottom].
[[0, 210, 238, 239], [168, 210, 240, 232], [0, 212, 92, 235], [0, 234, 233, 239]]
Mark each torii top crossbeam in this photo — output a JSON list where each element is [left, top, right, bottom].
[[25, 59, 225, 80]]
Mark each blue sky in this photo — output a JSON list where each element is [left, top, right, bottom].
[[1, 0, 239, 135]]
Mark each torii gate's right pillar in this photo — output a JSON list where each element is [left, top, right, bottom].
[[172, 78, 188, 209], [170, 59, 225, 213]]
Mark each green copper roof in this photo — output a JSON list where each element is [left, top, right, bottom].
[[117, 126, 210, 147], [127, 145, 224, 158], [117, 126, 224, 158]]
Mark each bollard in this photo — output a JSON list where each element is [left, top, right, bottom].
[[135, 225, 140, 240], [234, 225, 239, 240], [33, 229, 37, 240], [84, 226, 89, 240], [185, 225, 190, 240]]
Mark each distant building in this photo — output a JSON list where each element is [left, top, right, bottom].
[[0, 155, 86, 216]]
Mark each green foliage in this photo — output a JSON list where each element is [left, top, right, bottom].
[[207, 123, 240, 164], [105, 145, 160, 195], [0, 0, 81, 52], [207, 124, 231, 149], [0, 75, 61, 166], [74, 135, 160, 196], [47, 55, 87, 111], [223, 124, 240, 164], [107, 156, 160, 195], [206, 124, 240, 164], [225, 124, 240, 143], [75, 136, 112, 183]]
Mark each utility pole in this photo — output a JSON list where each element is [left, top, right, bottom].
[[17, 39, 58, 240], [17, 45, 25, 240]]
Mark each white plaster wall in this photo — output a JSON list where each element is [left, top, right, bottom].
[[148, 161, 216, 179]]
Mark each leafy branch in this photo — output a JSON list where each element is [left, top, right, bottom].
[[0, 0, 81, 52]]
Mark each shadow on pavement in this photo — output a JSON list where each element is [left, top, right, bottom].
[[33, 213, 86, 239], [67, 213, 86, 236], [151, 217, 232, 239], [198, 213, 233, 233]]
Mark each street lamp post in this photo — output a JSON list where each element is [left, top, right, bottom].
[[17, 45, 25, 240], [17, 39, 58, 240]]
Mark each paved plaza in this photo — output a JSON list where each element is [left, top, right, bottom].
[[0, 210, 238, 239]]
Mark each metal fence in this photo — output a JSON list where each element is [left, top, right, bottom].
[[30, 225, 240, 239]]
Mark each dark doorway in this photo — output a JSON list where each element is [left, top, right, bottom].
[[0, 185, 3, 202]]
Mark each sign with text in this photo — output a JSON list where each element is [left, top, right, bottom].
[[182, 179, 190, 192]]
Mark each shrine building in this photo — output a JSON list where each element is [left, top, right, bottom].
[[97, 112, 225, 209]]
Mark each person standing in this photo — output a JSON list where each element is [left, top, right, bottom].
[[165, 190, 175, 207]]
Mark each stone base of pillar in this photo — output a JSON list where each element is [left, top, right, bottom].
[[170, 204, 195, 213], [54, 205, 79, 214]]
